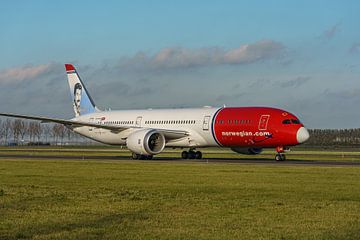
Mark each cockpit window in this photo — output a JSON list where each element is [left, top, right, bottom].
[[282, 119, 291, 124], [283, 119, 301, 124]]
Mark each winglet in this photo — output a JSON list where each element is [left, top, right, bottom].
[[65, 64, 76, 73]]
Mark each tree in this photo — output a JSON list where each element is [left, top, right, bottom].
[[3, 119, 12, 145], [17, 120, 28, 143], [28, 122, 36, 142], [52, 124, 66, 144], [0, 119, 3, 144], [66, 127, 74, 144], [28, 121, 42, 143], [43, 124, 52, 143], [12, 119, 22, 143], [33, 122, 42, 142], [52, 124, 59, 144], [57, 125, 66, 144]]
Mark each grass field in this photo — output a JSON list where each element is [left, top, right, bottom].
[[1, 147, 360, 239]]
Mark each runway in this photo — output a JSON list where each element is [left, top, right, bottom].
[[0, 154, 360, 166]]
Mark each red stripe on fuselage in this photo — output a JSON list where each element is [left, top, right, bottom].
[[213, 107, 302, 147]]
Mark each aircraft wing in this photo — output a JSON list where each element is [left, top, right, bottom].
[[0, 112, 189, 139], [0, 112, 127, 131]]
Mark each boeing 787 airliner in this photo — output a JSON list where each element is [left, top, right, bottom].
[[0, 64, 309, 161]]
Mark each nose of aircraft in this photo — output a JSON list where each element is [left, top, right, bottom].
[[296, 127, 310, 144]]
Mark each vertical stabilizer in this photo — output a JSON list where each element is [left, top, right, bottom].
[[65, 64, 99, 117]]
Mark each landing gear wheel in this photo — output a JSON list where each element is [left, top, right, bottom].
[[181, 150, 202, 159], [181, 151, 189, 159], [132, 153, 153, 160], [195, 151, 202, 159], [275, 153, 286, 161], [132, 153, 139, 160], [139, 155, 153, 160], [188, 151, 196, 159]]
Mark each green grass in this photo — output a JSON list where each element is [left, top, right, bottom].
[[1, 158, 360, 239]]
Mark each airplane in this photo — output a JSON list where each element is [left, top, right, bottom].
[[0, 64, 309, 161]]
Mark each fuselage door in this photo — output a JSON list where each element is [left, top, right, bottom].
[[94, 117, 105, 134], [203, 116, 211, 131], [89, 117, 105, 134], [258, 115, 270, 130], [135, 116, 142, 127], [88, 117, 94, 131]]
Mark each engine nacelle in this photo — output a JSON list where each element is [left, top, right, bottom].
[[231, 147, 263, 155], [126, 129, 166, 155]]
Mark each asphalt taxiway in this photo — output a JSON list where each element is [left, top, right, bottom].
[[0, 154, 360, 166]]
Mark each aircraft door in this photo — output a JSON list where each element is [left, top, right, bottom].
[[135, 116, 142, 127], [89, 117, 105, 134], [258, 115, 270, 130], [88, 118, 95, 132], [203, 116, 211, 131]]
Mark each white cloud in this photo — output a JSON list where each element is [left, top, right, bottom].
[[0, 64, 53, 84], [223, 40, 285, 64], [121, 40, 285, 69]]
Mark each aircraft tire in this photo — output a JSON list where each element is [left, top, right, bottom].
[[275, 154, 286, 161], [181, 151, 188, 159], [132, 153, 139, 160], [195, 151, 202, 159], [188, 151, 196, 159]]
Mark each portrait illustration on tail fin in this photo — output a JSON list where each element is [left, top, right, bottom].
[[73, 83, 82, 116], [66, 64, 99, 117]]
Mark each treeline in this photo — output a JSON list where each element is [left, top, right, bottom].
[[305, 129, 360, 146], [0, 119, 89, 145]]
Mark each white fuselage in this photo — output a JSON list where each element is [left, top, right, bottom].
[[73, 107, 221, 148]]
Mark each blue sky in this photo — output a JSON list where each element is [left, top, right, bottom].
[[0, 1, 360, 128]]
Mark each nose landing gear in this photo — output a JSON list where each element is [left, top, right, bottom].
[[181, 149, 202, 159], [275, 153, 286, 161], [275, 146, 287, 161]]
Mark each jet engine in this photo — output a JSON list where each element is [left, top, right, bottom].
[[231, 147, 263, 155], [126, 129, 166, 155]]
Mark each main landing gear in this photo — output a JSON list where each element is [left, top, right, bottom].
[[275, 153, 286, 161], [181, 149, 202, 159], [131, 153, 153, 160], [275, 146, 287, 161]]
